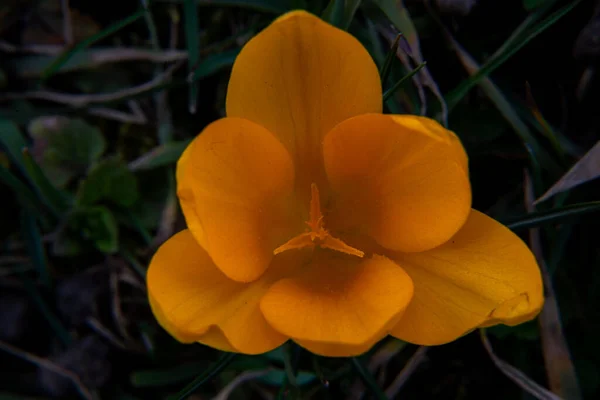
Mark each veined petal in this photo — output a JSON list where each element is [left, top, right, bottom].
[[323, 114, 471, 253], [147, 230, 307, 354], [390, 210, 544, 345], [227, 11, 381, 191], [177, 117, 301, 282], [260, 252, 413, 355]]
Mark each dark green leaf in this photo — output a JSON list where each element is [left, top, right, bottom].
[[54, 206, 120, 254], [28, 117, 106, 187], [77, 158, 139, 208]]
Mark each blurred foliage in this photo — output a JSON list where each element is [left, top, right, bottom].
[[0, 0, 599, 399]]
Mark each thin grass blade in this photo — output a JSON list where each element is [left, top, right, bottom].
[[379, 33, 402, 85], [444, 33, 559, 175], [445, 0, 582, 110], [172, 352, 237, 400], [382, 62, 426, 101], [351, 357, 388, 400], [20, 211, 52, 287], [41, 9, 146, 81], [505, 201, 600, 230], [322, 0, 345, 28]]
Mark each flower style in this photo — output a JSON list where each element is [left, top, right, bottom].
[[147, 11, 544, 357]]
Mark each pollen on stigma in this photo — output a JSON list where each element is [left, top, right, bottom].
[[274, 183, 364, 257]]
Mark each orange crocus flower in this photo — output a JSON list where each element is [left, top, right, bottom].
[[147, 11, 543, 357]]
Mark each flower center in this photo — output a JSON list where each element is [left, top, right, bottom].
[[274, 183, 364, 257]]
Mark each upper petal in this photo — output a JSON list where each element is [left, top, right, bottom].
[[260, 252, 414, 356], [389, 210, 544, 345], [147, 229, 305, 354], [177, 117, 301, 282], [227, 11, 381, 190], [323, 114, 471, 253]]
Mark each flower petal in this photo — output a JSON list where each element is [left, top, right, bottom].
[[177, 117, 301, 282], [227, 11, 381, 189], [323, 114, 471, 253], [389, 210, 544, 345], [295, 334, 386, 358], [260, 252, 414, 353], [147, 229, 306, 354]]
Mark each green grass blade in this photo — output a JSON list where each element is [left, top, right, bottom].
[[0, 120, 69, 217], [351, 357, 388, 400], [183, 0, 200, 114], [504, 201, 600, 231], [172, 352, 237, 400], [0, 119, 29, 176], [22, 149, 71, 215], [20, 211, 52, 287], [0, 166, 44, 215], [41, 9, 146, 81], [322, 0, 345, 28], [188, 49, 240, 84], [445, 0, 582, 110], [446, 36, 560, 175], [342, 0, 363, 30], [379, 33, 402, 85], [382, 62, 426, 101]]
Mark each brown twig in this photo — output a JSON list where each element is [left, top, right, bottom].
[[87, 106, 147, 124], [86, 317, 130, 351], [0, 340, 95, 400], [480, 329, 561, 400], [0, 62, 183, 107], [384, 346, 428, 398], [60, 0, 74, 45], [0, 40, 187, 60], [525, 172, 582, 400], [110, 270, 133, 342]]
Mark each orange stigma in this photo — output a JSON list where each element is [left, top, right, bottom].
[[274, 183, 364, 257]]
